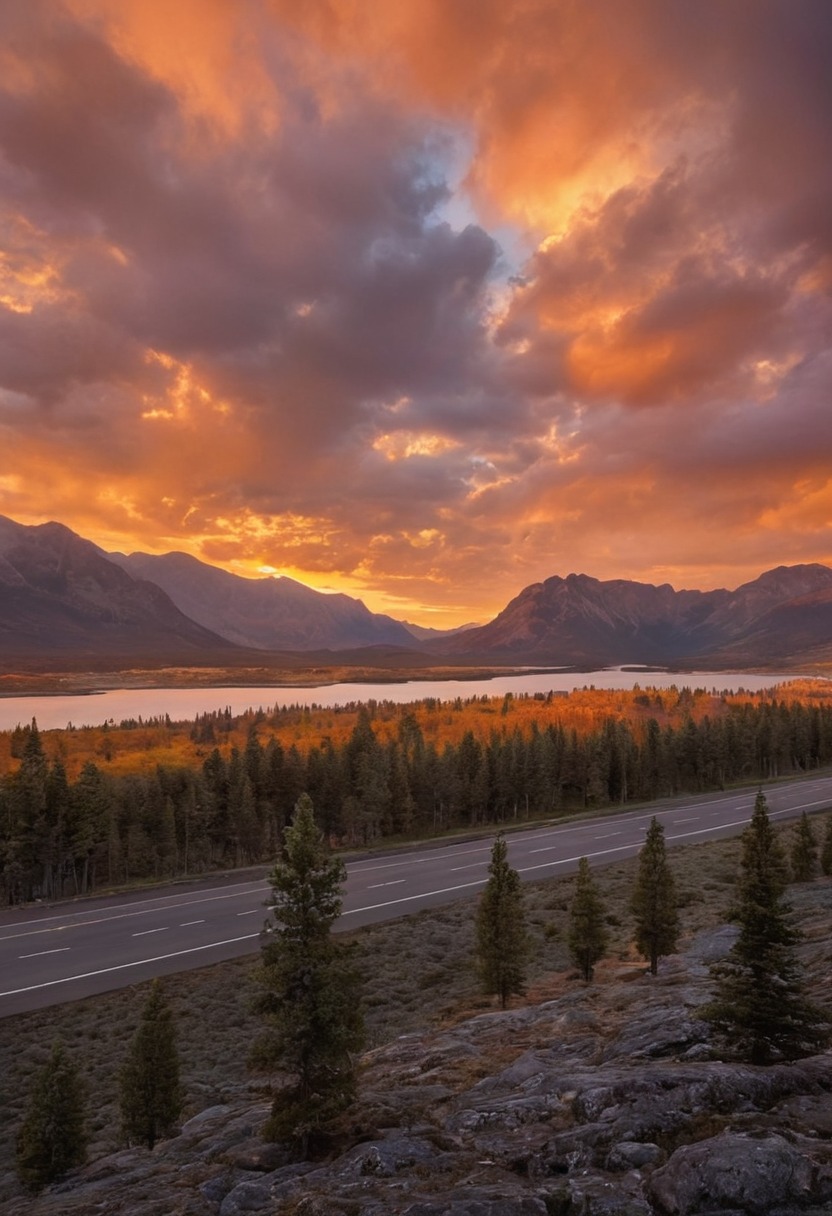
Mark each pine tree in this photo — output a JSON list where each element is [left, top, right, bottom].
[[705, 792, 829, 1064], [790, 811, 818, 882], [251, 793, 364, 1155], [120, 981, 183, 1149], [475, 833, 529, 1008], [16, 1039, 87, 1191], [568, 857, 608, 981], [821, 815, 832, 877], [631, 817, 679, 975]]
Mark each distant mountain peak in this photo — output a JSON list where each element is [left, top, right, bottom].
[[3, 514, 830, 669], [434, 563, 832, 667], [111, 549, 419, 651]]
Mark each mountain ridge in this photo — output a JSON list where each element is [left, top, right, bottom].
[[1, 514, 832, 669], [109, 549, 418, 651], [432, 564, 832, 667], [0, 516, 241, 663]]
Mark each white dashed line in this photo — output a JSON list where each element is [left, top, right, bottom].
[[0, 934, 261, 998]]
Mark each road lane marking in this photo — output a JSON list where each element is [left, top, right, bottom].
[[673, 817, 699, 824], [367, 880, 406, 889], [343, 790, 786, 873], [450, 863, 485, 872], [595, 832, 621, 839], [349, 856, 433, 873], [19, 948, 70, 959], [180, 920, 205, 926], [0, 884, 271, 939], [342, 879, 488, 916], [3, 786, 830, 961], [351, 845, 492, 875], [236, 910, 260, 916], [132, 927, 169, 937], [515, 801, 832, 875], [0, 934, 262, 998], [516, 815, 761, 876]]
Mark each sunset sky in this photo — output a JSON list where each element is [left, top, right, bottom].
[[1, 1, 830, 627]]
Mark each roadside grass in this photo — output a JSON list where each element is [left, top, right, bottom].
[[0, 815, 821, 1201]]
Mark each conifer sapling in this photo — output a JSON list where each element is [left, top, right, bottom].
[[120, 980, 183, 1149], [16, 1039, 87, 1191], [705, 792, 829, 1064], [251, 793, 364, 1156], [475, 832, 529, 1008], [631, 817, 679, 975], [568, 856, 608, 981]]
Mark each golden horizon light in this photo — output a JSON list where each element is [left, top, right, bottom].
[[0, 1, 830, 627]]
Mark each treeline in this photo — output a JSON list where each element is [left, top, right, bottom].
[[3, 691, 832, 904]]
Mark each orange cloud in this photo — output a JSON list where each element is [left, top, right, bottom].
[[66, 0, 280, 142], [0, 1, 830, 626]]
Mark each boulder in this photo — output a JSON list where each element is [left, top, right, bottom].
[[334, 1135, 442, 1179], [606, 1140, 665, 1171], [647, 1131, 817, 1215]]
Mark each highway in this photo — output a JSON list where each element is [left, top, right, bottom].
[[1, 775, 831, 1018]]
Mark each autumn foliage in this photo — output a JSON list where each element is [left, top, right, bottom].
[[2, 679, 832, 903]]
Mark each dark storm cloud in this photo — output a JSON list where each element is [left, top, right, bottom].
[[0, 0, 830, 622]]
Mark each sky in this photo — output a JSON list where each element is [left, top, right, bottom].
[[0, 1, 830, 628]]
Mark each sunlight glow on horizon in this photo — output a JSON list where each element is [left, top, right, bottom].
[[0, 1, 829, 627]]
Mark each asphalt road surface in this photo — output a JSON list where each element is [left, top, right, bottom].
[[2, 776, 831, 1018]]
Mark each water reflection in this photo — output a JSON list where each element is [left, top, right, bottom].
[[0, 668, 804, 732]]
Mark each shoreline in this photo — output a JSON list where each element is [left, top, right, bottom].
[[0, 661, 817, 703], [0, 663, 583, 699]]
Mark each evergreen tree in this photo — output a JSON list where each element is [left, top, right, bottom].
[[120, 981, 183, 1149], [475, 833, 529, 1008], [16, 1040, 87, 1191], [568, 857, 608, 981], [251, 793, 364, 1155], [821, 815, 832, 877], [631, 817, 679, 975], [790, 811, 818, 882], [705, 791, 828, 1064]]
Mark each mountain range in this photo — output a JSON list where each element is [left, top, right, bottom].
[[1, 513, 831, 670], [432, 566, 832, 667], [109, 550, 418, 651]]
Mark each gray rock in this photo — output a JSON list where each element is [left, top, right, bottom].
[[335, 1135, 441, 1178], [647, 1131, 815, 1215], [180, 1104, 234, 1133], [218, 1179, 275, 1215], [198, 1170, 237, 1204], [222, 1138, 292, 1172], [684, 924, 740, 969], [402, 1190, 549, 1215], [602, 1005, 710, 1061], [566, 1173, 654, 1215], [606, 1140, 665, 1171]]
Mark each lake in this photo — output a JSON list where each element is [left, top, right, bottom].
[[0, 668, 808, 732]]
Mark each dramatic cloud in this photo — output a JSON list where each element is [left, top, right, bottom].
[[0, 0, 830, 625]]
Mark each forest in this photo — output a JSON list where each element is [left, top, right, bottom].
[[1, 679, 832, 905]]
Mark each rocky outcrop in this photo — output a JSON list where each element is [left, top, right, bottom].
[[4, 921, 832, 1216], [647, 1130, 832, 1215]]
